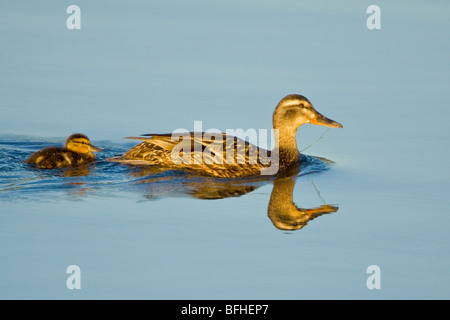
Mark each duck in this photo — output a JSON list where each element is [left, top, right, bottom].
[[107, 94, 342, 178], [25, 133, 102, 169]]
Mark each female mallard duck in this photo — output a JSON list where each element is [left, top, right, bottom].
[[107, 94, 342, 178], [25, 133, 102, 169]]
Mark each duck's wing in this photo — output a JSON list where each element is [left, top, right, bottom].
[[106, 133, 178, 165], [124, 133, 185, 151], [137, 132, 269, 165], [107, 132, 272, 177]]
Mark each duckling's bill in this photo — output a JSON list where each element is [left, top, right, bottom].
[[89, 144, 103, 152]]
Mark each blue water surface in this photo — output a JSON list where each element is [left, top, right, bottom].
[[1, 0, 449, 299]]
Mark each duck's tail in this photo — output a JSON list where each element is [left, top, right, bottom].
[[105, 156, 155, 166]]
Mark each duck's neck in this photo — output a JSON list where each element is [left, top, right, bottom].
[[274, 126, 300, 167]]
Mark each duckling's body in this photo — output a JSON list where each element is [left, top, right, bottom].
[[25, 133, 101, 169], [107, 94, 342, 178]]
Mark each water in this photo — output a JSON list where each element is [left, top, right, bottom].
[[1, 0, 449, 299], [0, 136, 328, 202]]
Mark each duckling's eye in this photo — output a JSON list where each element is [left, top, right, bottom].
[[73, 140, 89, 145]]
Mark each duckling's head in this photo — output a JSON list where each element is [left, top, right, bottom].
[[64, 133, 102, 154], [273, 94, 343, 131]]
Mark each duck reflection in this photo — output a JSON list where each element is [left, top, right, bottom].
[[268, 175, 338, 231], [130, 168, 263, 200], [130, 161, 338, 231]]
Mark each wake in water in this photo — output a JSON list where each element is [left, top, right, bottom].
[[0, 135, 332, 202]]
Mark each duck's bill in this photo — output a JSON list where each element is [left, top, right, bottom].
[[310, 112, 343, 128], [89, 145, 103, 152]]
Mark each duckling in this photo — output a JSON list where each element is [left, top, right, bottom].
[[25, 133, 102, 169], [107, 94, 342, 178]]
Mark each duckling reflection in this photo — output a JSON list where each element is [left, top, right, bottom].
[[62, 166, 93, 177], [268, 175, 338, 231]]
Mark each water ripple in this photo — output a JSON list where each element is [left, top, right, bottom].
[[0, 135, 331, 202]]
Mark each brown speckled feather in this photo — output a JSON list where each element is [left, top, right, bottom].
[[25, 147, 95, 169], [108, 132, 274, 178]]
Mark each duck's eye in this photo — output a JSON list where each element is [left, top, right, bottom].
[[284, 108, 298, 118]]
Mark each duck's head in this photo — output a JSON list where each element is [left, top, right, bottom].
[[64, 133, 102, 154], [273, 94, 343, 131]]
